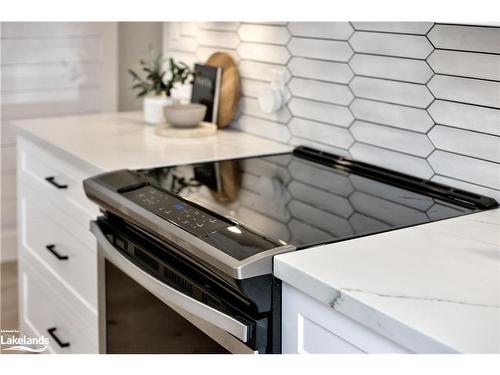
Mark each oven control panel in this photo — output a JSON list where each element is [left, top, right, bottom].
[[122, 185, 230, 237]]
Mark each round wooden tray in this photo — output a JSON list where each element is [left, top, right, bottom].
[[206, 52, 240, 129], [155, 122, 217, 138]]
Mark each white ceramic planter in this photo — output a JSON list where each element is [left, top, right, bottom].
[[143, 95, 176, 124]]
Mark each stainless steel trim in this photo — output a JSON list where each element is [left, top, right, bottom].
[[85, 179, 296, 279], [91, 221, 250, 343]]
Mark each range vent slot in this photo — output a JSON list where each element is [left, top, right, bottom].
[[202, 292, 221, 309], [163, 267, 193, 296], [134, 247, 159, 271]]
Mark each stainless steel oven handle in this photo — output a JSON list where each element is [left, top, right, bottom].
[[91, 221, 250, 343]]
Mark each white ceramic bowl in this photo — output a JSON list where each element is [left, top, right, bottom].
[[163, 103, 207, 128]]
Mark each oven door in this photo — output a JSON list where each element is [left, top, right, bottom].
[[91, 221, 256, 354]]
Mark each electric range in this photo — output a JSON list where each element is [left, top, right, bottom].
[[83, 146, 497, 354]]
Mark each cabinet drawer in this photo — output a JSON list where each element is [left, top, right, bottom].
[[19, 191, 97, 311], [17, 137, 99, 229], [19, 258, 98, 354]]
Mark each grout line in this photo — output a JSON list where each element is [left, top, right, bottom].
[[432, 174, 500, 192]]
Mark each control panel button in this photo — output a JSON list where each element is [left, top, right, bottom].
[[121, 186, 229, 236]]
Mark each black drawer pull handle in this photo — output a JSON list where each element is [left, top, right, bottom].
[[47, 327, 70, 348], [46, 244, 69, 260], [45, 176, 68, 189]]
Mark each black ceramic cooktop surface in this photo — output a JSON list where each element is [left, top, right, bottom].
[[134, 147, 496, 249]]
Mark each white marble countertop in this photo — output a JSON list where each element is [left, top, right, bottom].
[[14, 111, 292, 174], [275, 208, 500, 353]]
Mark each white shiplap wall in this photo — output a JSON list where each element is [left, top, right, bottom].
[[0, 22, 118, 262], [164, 22, 500, 202]]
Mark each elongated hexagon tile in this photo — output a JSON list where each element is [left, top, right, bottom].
[[350, 98, 434, 133], [289, 118, 354, 149], [350, 54, 433, 83], [288, 37, 353, 62], [427, 100, 500, 136], [350, 76, 434, 108], [288, 57, 353, 84], [431, 175, 500, 202], [427, 50, 500, 81], [237, 24, 290, 44], [288, 78, 353, 106], [428, 75, 500, 108], [428, 24, 500, 54], [288, 97, 354, 127], [351, 22, 433, 35], [351, 120, 434, 157], [350, 32, 433, 59], [428, 150, 500, 190], [288, 22, 353, 40], [237, 42, 290, 64], [428, 125, 500, 163]]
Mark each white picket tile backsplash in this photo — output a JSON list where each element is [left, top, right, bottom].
[[351, 22, 433, 35], [165, 22, 500, 200], [288, 78, 353, 105], [238, 24, 290, 44], [350, 121, 434, 157], [288, 22, 353, 40], [350, 99, 434, 132], [427, 50, 500, 81], [429, 151, 500, 190], [350, 54, 433, 83], [287, 57, 353, 84], [428, 25, 500, 54], [350, 76, 433, 107], [288, 38, 353, 61], [429, 126, 500, 163], [350, 32, 433, 58], [237, 42, 290, 64], [350, 143, 434, 179], [289, 118, 354, 149], [288, 98, 353, 127], [428, 100, 500, 136], [428, 75, 500, 108]]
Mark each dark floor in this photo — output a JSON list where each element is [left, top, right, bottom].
[[1, 261, 19, 354]]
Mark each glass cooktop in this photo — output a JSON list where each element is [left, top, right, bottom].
[[132, 147, 497, 249]]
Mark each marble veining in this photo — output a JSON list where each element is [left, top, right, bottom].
[[275, 208, 500, 353]]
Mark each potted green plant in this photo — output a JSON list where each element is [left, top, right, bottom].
[[129, 48, 194, 124]]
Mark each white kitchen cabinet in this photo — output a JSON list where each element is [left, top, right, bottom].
[[17, 136, 99, 353], [281, 282, 411, 354]]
